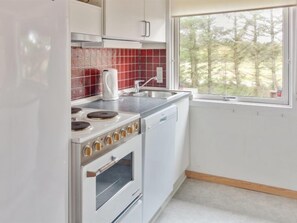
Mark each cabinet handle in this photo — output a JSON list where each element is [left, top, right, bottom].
[[141, 20, 147, 37], [146, 21, 151, 37]]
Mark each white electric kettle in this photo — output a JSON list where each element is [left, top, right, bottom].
[[102, 69, 119, 101]]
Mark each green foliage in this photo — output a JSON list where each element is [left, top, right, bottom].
[[179, 8, 284, 98]]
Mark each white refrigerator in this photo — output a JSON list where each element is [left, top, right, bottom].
[[0, 1, 70, 223]]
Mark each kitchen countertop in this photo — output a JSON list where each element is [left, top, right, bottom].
[[80, 91, 190, 117]]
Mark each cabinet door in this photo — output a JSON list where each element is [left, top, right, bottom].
[[144, 0, 166, 42], [70, 0, 102, 36], [174, 97, 190, 183], [104, 0, 144, 41]]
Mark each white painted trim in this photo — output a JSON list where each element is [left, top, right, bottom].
[[167, 0, 173, 89], [171, 0, 296, 17]]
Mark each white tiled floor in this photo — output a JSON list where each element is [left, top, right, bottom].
[[155, 179, 297, 223]]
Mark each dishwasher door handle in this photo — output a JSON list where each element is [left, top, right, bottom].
[[160, 116, 167, 123]]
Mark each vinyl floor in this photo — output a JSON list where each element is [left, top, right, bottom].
[[155, 179, 297, 223]]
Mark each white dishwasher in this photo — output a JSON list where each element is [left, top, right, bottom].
[[142, 105, 177, 223]]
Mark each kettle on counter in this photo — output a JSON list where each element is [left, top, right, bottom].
[[102, 69, 119, 101]]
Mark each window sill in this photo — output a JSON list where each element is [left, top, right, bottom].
[[190, 98, 293, 112]]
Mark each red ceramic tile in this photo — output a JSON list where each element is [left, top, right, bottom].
[[147, 49, 153, 56], [71, 47, 167, 100], [90, 68, 100, 76], [125, 79, 129, 87], [160, 56, 166, 64], [132, 64, 137, 71], [118, 72, 123, 80], [77, 87, 85, 98], [152, 64, 160, 71], [71, 89, 78, 100], [101, 48, 107, 57], [71, 77, 84, 88], [147, 70, 154, 76], [147, 57, 153, 63], [71, 49, 78, 67], [119, 81, 123, 89], [90, 86, 96, 95], [140, 57, 146, 63], [131, 49, 136, 56], [95, 85, 101, 94], [107, 50, 112, 58], [85, 77, 91, 86], [153, 49, 160, 56], [90, 49, 97, 67], [153, 57, 160, 64], [118, 49, 123, 56], [84, 86, 91, 96], [84, 49, 91, 67], [125, 64, 129, 72], [107, 57, 112, 65], [140, 49, 146, 56], [116, 49, 121, 56], [96, 50, 102, 65], [77, 48, 84, 67], [147, 64, 153, 71], [84, 69, 90, 77], [71, 68, 83, 78]]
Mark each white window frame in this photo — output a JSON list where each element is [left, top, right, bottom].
[[173, 7, 295, 106]]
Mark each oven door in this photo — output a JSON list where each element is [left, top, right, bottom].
[[81, 134, 142, 223]]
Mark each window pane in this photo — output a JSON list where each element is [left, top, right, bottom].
[[179, 8, 286, 99]]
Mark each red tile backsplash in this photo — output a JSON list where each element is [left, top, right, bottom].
[[138, 49, 166, 88], [71, 48, 166, 100]]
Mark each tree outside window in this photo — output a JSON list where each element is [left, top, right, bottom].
[[179, 8, 288, 101]]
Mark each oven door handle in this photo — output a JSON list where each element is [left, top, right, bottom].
[[86, 156, 119, 178]]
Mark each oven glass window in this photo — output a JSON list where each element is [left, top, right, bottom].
[[96, 153, 133, 210]]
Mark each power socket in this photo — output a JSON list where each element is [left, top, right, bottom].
[[156, 67, 163, 83]]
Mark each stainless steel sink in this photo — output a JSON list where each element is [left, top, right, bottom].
[[133, 91, 175, 98], [131, 90, 177, 99]]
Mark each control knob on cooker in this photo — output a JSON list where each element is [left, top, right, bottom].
[[83, 145, 92, 157], [127, 125, 134, 134], [113, 132, 120, 142], [93, 141, 103, 151], [134, 122, 139, 132], [105, 135, 113, 145], [120, 128, 127, 138]]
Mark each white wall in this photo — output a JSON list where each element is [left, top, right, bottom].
[[188, 8, 297, 191], [189, 102, 297, 191]]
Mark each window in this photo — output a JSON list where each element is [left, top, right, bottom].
[[175, 7, 293, 104]]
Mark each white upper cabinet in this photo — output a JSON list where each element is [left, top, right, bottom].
[[104, 0, 144, 41], [103, 0, 166, 42], [70, 0, 102, 36], [144, 0, 166, 42]]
